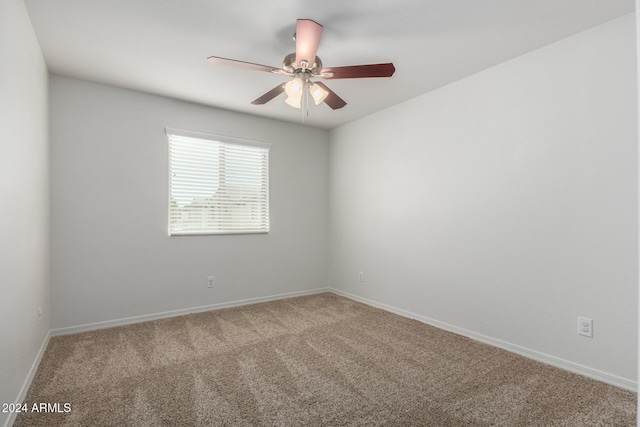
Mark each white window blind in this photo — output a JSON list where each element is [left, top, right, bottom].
[[166, 128, 270, 235]]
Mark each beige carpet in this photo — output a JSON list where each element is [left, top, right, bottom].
[[15, 293, 636, 426]]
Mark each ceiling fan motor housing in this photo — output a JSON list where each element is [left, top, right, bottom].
[[283, 52, 323, 74]]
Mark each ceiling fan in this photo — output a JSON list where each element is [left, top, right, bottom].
[[207, 19, 395, 111]]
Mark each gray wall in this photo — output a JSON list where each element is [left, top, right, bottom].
[[50, 76, 330, 330], [637, 0, 640, 419], [329, 14, 638, 383], [0, 0, 50, 425]]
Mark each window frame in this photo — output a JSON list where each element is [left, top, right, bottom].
[[165, 127, 271, 236]]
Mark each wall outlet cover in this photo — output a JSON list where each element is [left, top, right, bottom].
[[577, 316, 593, 338]]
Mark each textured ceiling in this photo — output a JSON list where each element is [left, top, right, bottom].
[[24, 0, 634, 129]]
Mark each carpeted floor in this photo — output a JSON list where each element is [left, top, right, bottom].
[[15, 293, 636, 426]]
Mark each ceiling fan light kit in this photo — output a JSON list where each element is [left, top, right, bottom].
[[207, 19, 396, 115]]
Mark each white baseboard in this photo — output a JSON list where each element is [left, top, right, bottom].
[[4, 331, 51, 427], [329, 288, 637, 392], [51, 288, 331, 337]]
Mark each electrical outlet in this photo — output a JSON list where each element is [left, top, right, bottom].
[[37, 307, 42, 322], [207, 275, 215, 288], [577, 316, 593, 338], [358, 271, 364, 282]]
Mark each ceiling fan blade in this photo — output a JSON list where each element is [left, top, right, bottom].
[[295, 19, 323, 68], [207, 56, 277, 73], [320, 63, 396, 79], [314, 82, 346, 110], [251, 84, 286, 105]]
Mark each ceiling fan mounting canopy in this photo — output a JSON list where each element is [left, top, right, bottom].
[[207, 19, 396, 111]]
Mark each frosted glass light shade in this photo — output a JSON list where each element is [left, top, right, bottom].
[[285, 96, 301, 109], [309, 82, 329, 105], [285, 78, 303, 98]]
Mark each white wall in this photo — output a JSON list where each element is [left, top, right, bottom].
[[50, 76, 329, 331], [0, 0, 50, 425], [329, 14, 638, 383]]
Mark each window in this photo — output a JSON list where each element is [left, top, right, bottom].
[[166, 128, 270, 235]]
